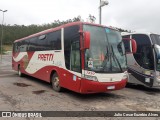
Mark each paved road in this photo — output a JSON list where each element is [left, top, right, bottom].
[[0, 55, 160, 120]]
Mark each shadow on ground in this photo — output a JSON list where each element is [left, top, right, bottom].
[[16, 74, 126, 101], [126, 84, 160, 95]]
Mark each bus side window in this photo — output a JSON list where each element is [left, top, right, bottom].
[[37, 35, 48, 51], [64, 25, 80, 71], [122, 35, 131, 53], [19, 40, 28, 52], [28, 37, 37, 51], [17, 42, 21, 52], [141, 46, 154, 69], [13, 43, 18, 53], [47, 30, 61, 50], [132, 34, 154, 70], [70, 42, 81, 72]]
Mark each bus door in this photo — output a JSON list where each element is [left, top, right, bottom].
[[131, 34, 154, 86], [69, 41, 81, 91]]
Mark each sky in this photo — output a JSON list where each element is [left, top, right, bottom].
[[0, 0, 160, 34]]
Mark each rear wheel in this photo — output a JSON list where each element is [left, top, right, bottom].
[[18, 65, 23, 77], [51, 73, 62, 92]]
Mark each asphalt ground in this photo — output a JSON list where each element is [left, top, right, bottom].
[[0, 54, 160, 120]]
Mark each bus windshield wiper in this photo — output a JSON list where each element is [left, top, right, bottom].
[[101, 45, 123, 72], [110, 45, 123, 72], [101, 46, 113, 71], [117, 41, 125, 55]]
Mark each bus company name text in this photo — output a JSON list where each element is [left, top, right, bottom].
[[38, 54, 54, 61]]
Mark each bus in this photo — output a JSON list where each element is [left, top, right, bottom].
[[122, 32, 160, 88], [12, 22, 136, 94]]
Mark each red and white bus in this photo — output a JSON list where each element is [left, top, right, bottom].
[[12, 22, 136, 94]]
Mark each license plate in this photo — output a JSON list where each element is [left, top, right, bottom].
[[107, 86, 115, 90]]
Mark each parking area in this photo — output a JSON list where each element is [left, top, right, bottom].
[[0, 54, 160, 120]]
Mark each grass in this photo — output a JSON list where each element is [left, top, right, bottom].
[[0, 45, 12, 55], [3, 45, 12, 51]]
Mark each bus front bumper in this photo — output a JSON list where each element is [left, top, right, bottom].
[[79, 79, 127, 94]]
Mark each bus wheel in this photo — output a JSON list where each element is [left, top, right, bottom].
[[51, 73, 62, 92], [18, 66, 23, 77]]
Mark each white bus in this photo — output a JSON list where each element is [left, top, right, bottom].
[[122, 32, 160, 88]]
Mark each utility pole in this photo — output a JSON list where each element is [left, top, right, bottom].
[[0, 9, 7, 63], [99, 0, 109, 24]]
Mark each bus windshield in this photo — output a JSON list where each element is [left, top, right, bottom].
[[84, 25, 127, 73], [151, 34, 160, 71]]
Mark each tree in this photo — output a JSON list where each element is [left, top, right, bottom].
[[2, 16, 84, 45], [87, 14, 96, 23]]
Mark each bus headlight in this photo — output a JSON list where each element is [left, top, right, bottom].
[[156, 75, 160, 82], [156, 77, 160, 82], [122, 74, 128, 80], [84, 75, 98, 81]]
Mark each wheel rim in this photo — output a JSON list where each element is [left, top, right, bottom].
[[18, 68, 21, 76], [53, 77, 59, 89]]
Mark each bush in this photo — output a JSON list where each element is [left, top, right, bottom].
[[0, 46, 5, 54]]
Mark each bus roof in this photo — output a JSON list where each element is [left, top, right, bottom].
[[121, 32, 160, 36], [14, 22, 118, 43]]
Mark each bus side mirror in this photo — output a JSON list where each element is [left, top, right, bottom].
[[131, 39, 137, 53], [83, 31, 90, 49], [122, 38, 137, 54]]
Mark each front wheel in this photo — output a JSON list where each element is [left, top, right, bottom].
[[51, 73, 62, 92]]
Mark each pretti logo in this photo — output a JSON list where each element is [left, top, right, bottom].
[[38, 54, 54, 61]]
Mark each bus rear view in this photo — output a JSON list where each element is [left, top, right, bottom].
[[12, 22, 133, 94]]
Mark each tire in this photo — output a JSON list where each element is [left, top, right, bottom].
[[18, 65, 23, 77], [51, 73, 62, 92]]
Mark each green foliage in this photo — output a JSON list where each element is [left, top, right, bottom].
[[0, 46, 5, 54], [2, 16, 82, 45], [1, 15, 130, 45], [108, 26, 131, 33]]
